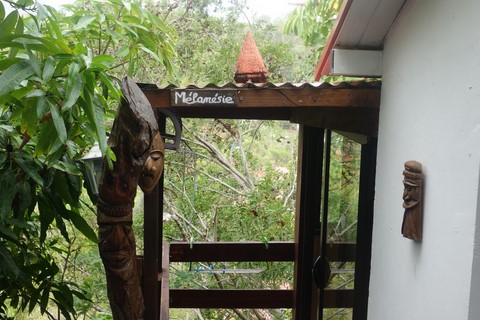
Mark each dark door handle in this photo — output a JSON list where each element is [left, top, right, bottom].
[[312, 256, 331, 289]]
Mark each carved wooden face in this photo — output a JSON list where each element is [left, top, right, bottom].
[[402, 180, 420, 209], [139, 132, 165, 194]]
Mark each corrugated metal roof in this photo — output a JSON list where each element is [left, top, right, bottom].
[[140, 81, 381, 90]]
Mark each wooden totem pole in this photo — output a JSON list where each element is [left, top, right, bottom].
[[97, 77, 165, 319]]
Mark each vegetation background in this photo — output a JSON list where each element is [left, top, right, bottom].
[[0, 0, 359, 319]]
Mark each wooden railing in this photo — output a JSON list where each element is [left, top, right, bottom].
[[157, 241, 356, 319]]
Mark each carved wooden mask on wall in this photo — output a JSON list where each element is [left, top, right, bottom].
[[401, 160, 423, 241]]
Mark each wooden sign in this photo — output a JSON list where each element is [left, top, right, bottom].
[[171, 89, 237, 106]]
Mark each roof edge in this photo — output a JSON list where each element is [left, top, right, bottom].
[[314, 0, 353, 81]]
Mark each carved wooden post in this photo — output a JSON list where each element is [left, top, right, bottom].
[[401, 160, 423, 241], [97, 77, 164, 319]]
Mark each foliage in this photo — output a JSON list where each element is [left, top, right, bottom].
[[162, 119, 298, 320], [63, 0, 177, 80], [284, 0, 342, 60], [328, 133, 361, 243], [155, 0, 316, 85], [0, 0, 175, 318]]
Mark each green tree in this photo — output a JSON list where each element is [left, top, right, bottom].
[[284, 0, 342, 54], [284, 0, 343, 83], [0, 0, 175, 318]]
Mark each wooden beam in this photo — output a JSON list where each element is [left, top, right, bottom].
[[235, 88, 380, 108], [143, 86, 380, 110], [291, 108, 379, 137], [168, 242, 356, 262], [143, 110, 165, 320], [169, 289, 353, 309], [294, 126, 324, 320], [142, 85, 380, 135], [143, 184, 162, 319], [159, 243, 169, 320], [157, 107, 292, 121], [352, 138, 377, 320], [170, 289, 293, 308], [169, 242, 294, 262]]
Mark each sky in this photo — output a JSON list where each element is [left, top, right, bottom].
[[38, 0, 300, 20], [244, 0, 299, 20]]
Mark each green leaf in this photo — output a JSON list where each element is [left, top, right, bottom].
[[0, 170, 16, 218], [69, 210, 97, 243], [40, 286, 50, 313], [98, 71, 120, 100], [0, 225, 18, 242], [128, 54, 135, 77], [0, 11, 18, 37], [21, 99, 38, 136], [116, 45, 129, 58], [46, 13, 64, 40], [13, 156, 44, 187], [42, 56, 55, 82], [7, 15, 23, 59], [0, 60, 34, 97], [92, 54, 115, 66], [139, 45, 161, 62], [52, 171, 76, 206], [36, 95, 47, 119], [0, 2, 5, 21], [72, 15, 96, 31], [0, 57, 22, 71], [25, 89, 45, 98], [35, 121, 56, 156], [80, 81, 106, 154], [0, 244, 18, 275], [11, 180, 32, 218], [52, 161, 81, 176], [37, 2, 49, 21], [47, 98, 67, 143], [63, 74, 82, 110]]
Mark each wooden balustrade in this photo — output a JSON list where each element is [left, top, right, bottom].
[[154, 241, 355, 316]]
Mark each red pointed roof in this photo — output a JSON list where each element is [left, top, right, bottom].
[[235, 31, 267, 83]]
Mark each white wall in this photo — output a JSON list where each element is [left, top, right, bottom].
[[369, 0, 480, 319]]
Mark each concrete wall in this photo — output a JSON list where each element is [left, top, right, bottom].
[[368, 0, 480, 319]]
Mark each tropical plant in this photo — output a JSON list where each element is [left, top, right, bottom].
[[284, 0, 342, 60], [0, 0, 175, 318]]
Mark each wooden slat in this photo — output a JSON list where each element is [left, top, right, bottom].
[[159, 243, 170, 320], [169, 289, 353, 309], [169, 242, 294, 262], [167, 242, 356, 263], [161, 107, 292, 121], [170, 289, 293, 308]]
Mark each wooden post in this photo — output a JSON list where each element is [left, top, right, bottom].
[[352, 138, 377, 320], [97, 77, 164, 319], [294, 125, 325, 320]]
